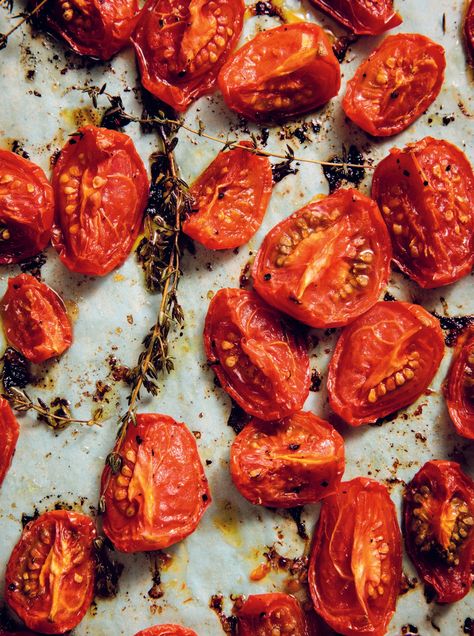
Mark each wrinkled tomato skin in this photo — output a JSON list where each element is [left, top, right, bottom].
[[403, 461, 474, 604], [218, 23, 341, 122], [445, 327, 474, 439], [0, 150, 54, 265], [309, 0, 402, 35], [134, 626, 197, 636], [252, 188, 391, 329], [0, 274, 73, 364], [183, 142, 272, 250], [465, 0, 474, 64], [372, 137, 474, 289], [52, 125, 149, 277], [204, 288, 310, 421], [237, 594, 310, 636], [327, 301, 444, 426], [309, 478, 402, 636], [5, 510, 96, 635], [132, 0, 244, 112], [343, 34, 445, 137], [0, 398, 20, 489], [230, 411, 345, 508], [101, 413, 211, 553]]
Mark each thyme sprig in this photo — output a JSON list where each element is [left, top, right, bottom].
[[0, 0, 48, 51]]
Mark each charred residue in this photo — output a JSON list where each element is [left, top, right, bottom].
[[323, 145, 365, 194]]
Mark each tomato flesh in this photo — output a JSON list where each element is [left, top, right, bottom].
[[0, 397, 20, 488], [465, 0, 474, 64], [237, 593, 310, 636], [309, 0, 402, 35], [134, 627, 197, 636], [445, 327, 474, 440]]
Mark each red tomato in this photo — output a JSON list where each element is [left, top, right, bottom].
[[252, 188, 391, 329], [465, 0, 474, 64], [0, 398, 20, 488], [132, 0, 244, 112], [309, 0, 402, 35], [309, 478, 402, 636], [0, 150, 54, 265], [371, 137, 474, 288], [327, 301, 444, 426], [237, 593, 310, 636], [0, 274, 72, 364], [101, 413, 211, 553], [5, 510, 96, 634], [134, 627, 197, 636], [343, 34, 445, 137], [445, 327, 474, 440], [51, 125, 149, 276], [218, 23, 341, 122], [182, 143, 272, 250], [403, 460, 474, 603], [204, 288, 310, 421], [230, 411, 345, 508]]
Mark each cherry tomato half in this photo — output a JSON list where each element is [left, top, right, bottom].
[[0, 398, 20, 489], [327, 301, 444, 426], [372, 137, 474, 289], [0, 274, 72, 364], [101, 413, 211, 553], [132, 0, 244, 112], [52, 125, 149, 277], [230, 411, 345, 508], [445, 327, 474, 440], [343, 34, 445, 137], [5, 510, 96, 635], [182, 143, 272, 250], [309, 478, 402, 636], [309, 0, 402, 35], [0, 150, 54, 265], [465, 1, 474, 64], [237, 594, 310, 636], [252, 188, 391, 329], [218, 23, 341, 122], [134, 627, 197, 636], [204, 288, 310, 421], [403, 460, 474, 604]]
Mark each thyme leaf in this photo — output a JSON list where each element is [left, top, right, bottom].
[[0, 0, 48, 52]]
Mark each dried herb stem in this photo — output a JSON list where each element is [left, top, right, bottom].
[[0, 0, 48, 50]]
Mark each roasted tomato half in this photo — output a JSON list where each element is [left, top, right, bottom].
[[327, 301, 444, 426], [204, 288, 310, 421], [372, 137, 474, 288], [309, 0, 402, 35], [404, 460, 474, 603], [5, 510, 96, 634], [218, 23, 341, 122], [134, 627, 197, 636], [445, 327, 474, 440], [309, 478, 402, 636], [237, 594, 310, 636], [252, 188, 391, 329], [52, 125, 149, 276], [0, 398, 20, 488], [132, 0, 244, 112], [230, 411, 345, 508], [101, 413, 211, 553], [0, 150, 54, 265], [465, 0, 474, 64], [37, 0, 141, 60], [0, 274, 73, 364], [343, 34, 445, 137], [183, 142, 272, 250]]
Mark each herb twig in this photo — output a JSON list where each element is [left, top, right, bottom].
[[0, 0, 48, 51]]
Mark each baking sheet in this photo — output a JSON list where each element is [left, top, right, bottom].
[[0, 0, 473, 633]]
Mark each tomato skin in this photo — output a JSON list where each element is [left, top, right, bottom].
[[218, 23, 341, 122], [372, 137, 474, 289], [445, 328, 474, 439], [237, 593, 310, 636], [252, 188, 391, 329], [182, 143, 272, 250], [309, 0, 402, 35], [403, 461, 474, 603], [5, 510, 96, 635], [132, 0, 245, 112], [0, 150, 54, 265], [327, 301, 444, 426], [465, 0, 474, 64], [51, 125, 149, 277], [230, 411, 345, 508], [0, 397, 20, 488], [204, 288, 310, 421], [309, 478, 402, 636], [343, 34, 445, 137], [134, 627, 197, 636], [0, 274, 72, 364], [101, 413, 211, 553]]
